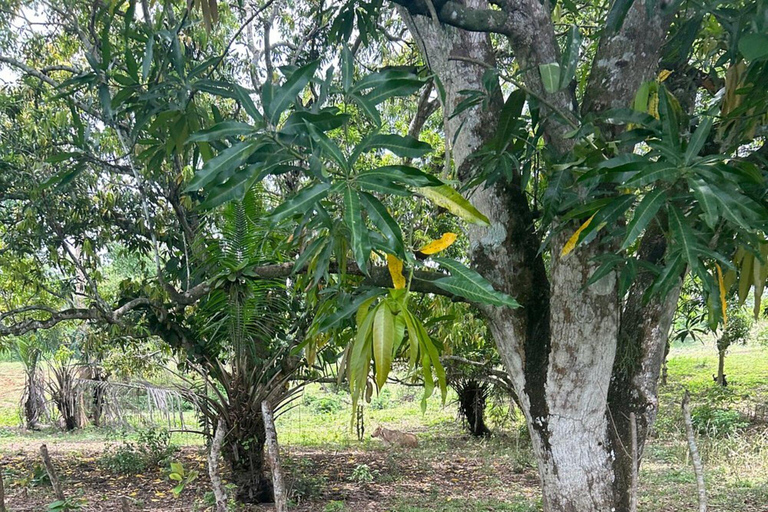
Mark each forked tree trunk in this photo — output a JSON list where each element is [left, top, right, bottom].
[[398, 1, 679, 509]]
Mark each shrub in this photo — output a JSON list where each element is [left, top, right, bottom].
[[349, 463, 376, 483], [98, 427, 177, 474], [303, 393, 343, 414], [691, 405, 749, 436], [369, 388, 391, 410], [285, 457, 327, 502]]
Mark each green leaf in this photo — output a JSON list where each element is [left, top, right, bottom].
[[668, 206, 699, 273], [356, 175, 410, 196], [605, 0, 635, 33], [351, 94, 381, 127], [198, 165, 259, 210], [495, 90, 526, 144], [689, 178, 719, 229], [621, 189, 666, 250], [266, 60, 320, 124], [307, 123, 348, 171], [341, 45, 354, 93], [269, 182, 330, 223], [344, 185, 369, 272], [738, 33, 768, 61], [184, 141, 259, 192], [233, 84, 264, 123], [657, 86, 680, 149], [684, 117, 713, 164], [372, 303, 395, 390], [359, 165, 441, 187], [361, 79, 423, 105], [187, 121, 256, 142], [415, 185, 490, 226], [623, 162, 679, 187], [359, 192, 405, 258], [538, 63, 561, 93], [559, 26, 582, 89], [362, 134, 432, 159], [141, 36, 154, 81], [170, 462, 184, 474], [432, 257, 520, 308], [351, 67, 421, 93]]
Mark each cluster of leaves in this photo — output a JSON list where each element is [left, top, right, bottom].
[[98, 428, 177, 474]]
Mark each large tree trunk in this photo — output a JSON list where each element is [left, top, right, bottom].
[[222, 411, 273, 504], [22, 367, 46, 430], [399, 1, 679, 509]]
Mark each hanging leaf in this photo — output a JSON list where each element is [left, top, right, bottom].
[[716, 263, 727, 326], [372, 303, 395, 389], [415, 185, 490, 226], [417, 233, 458, 255], [561, 214, 595, 257], [344, 185, 369, 272], [265, 60, 320, 125], [559, 26, 582, 89], [539, 62, 562, 93], [387, 254, 406, 289], [184, 141, 259, 192]]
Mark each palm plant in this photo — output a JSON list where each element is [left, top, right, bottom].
[[182, 193, 310, 503]]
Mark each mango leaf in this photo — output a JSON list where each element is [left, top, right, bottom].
[[187, 121, 256, 142], [360, 192, 405, 257], [387, 254, 406, 289], [621, 189, 666, 250], [344, 185, 369, 272], [432, 257, 520, 308], [359, 165, 441, 187], [418, 233, 457, 255], [265, 60, 320, 124], [539, 63, 561, 93], [372, 303, 395, 389], [198, 165, 260, 209], [184, 141, 259, 192], [269, 182, 330, 223], [307, 124, 348, 171], [362, 134, 432, 159], [559, 26, 582, 89], [341, 45, 354, 92], [668, 206, 700, 274], [351, 94, 381, 126], [684, 116, 713, 164], [739, 33, 768, 61], [561, 214, 595, 257], [415, 185, 490, 226], [605, 0, 635, 33]]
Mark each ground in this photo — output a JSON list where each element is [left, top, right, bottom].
[[1, 339, 767, 511]]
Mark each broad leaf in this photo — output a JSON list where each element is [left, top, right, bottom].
[[539, 63, 561, 93], [184, 141, 259, 192], [372, 303, 395, 389], [415, 185, 490, 226], [269, 182, 330, 223], [432, 257, 520, 308]]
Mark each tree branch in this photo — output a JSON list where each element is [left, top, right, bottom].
[[390, 0, 511, 34]]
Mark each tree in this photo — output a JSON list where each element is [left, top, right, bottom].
[[2, 1, 768, 512], [715, 305, 753, 386]]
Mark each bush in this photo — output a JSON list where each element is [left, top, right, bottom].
[[303, 393, 343, 414], [691, 405, 749, 436], [285, 457, 327, 502], [98, 427, 177, 474], [369, 388, 391, 410]]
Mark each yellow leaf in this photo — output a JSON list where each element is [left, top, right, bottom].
[[418, 233, 458, 255], [658, 69, 673, 82], [716, 263, 727, 326], [415, 185, 490, 226], [561, 214, 595, 257], [648, 91, 660, 119], [387, 254, 406, 289]]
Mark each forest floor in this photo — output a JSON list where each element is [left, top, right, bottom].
[[0, 340, 767, 511]]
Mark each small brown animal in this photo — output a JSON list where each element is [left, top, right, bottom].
[[371, 426, 418, 448]]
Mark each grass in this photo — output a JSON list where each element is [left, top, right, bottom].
[[0, 336, 767, 511]]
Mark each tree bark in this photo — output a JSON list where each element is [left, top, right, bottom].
[[0, 461, 6, 512], [40, 444, 65, 501], [716, 349, 726, 386], [222, 412, 273, 504], [208, 419, 228, 512], [682, 391, 707, 512], [398, 1, 681, 509], [262, 400, 287, 512]]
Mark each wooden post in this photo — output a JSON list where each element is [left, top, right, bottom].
[[629, 412, 638, 512], [682, 391, 707, 512], [39, 444, 65, 501], [261, 400, 287, 512], [0, 461, 7, 512], [207, 420, 228, 512]]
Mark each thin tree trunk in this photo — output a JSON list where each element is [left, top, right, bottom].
[[261, 400, 286, 512], [716, 349, 726, 386], [40, 444, 65, 501], [0, 461, 7, 512], [208, 420, 228, 512], [682, 391, 707, 512], [629, 412, 638, 512]]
